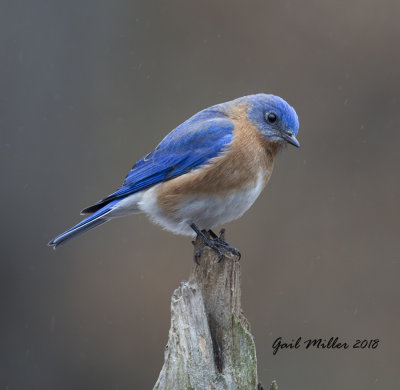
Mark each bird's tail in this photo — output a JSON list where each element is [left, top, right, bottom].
[[48, 200, 118, 249]]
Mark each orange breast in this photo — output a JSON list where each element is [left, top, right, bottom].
[[156, 102, 279, 215]]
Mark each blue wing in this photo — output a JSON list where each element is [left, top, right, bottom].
[[81, 108, 234, 214]]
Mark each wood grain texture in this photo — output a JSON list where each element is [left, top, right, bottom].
[[153, 232, 260, 390]]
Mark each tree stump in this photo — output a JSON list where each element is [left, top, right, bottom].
[[153, 231, 261, 390]]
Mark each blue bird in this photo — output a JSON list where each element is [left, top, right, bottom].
[[49, 94, 299, 259]]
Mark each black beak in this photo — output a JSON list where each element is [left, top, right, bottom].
[[281, 131, 300, 148]]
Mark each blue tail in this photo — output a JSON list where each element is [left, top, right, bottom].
[[48, 200, 118, 249]]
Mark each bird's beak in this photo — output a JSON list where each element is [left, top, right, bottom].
[[281, 131, 300, 148]]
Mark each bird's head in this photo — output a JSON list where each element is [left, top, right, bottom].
[[247, 94, 300, 148]]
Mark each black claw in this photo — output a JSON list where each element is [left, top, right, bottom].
[[211, 234, 241, 261], [194, 248, 203, 264], [208, 229, 218, 239], [190, 223, 241, 263]]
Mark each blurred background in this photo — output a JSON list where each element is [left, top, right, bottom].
[[1, 0, 400, 389]]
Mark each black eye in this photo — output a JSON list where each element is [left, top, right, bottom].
[[265, 112, 278, 124]]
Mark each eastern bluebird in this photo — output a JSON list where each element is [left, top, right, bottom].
[[49, 94, 300, 259]]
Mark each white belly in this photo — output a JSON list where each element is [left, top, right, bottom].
[[138, 171, 266, 236]]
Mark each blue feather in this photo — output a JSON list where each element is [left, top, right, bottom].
[[49, 93, 301, 248], [81, 109, 234, 214], [48, 200, 119, 248]]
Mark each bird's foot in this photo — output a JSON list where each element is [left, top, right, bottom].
[[209, 229, 241, 260], [190, 224, 241, 264], [208, 228, 226, 241]]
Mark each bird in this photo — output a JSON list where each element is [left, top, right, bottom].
[[49, 94, 300, 260]]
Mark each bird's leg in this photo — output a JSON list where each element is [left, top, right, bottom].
[[207, 228, 240, 258], [207, 228, 225, 240], [191, 224, 223, 264], [208, 229, 218, 239], [212, 228, 241, 260], [191, 223, 241, 263]]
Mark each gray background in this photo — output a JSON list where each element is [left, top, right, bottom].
[[1, 0, 399, 389]]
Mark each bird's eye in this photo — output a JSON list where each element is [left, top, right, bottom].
[[265, 112, 278, 124]]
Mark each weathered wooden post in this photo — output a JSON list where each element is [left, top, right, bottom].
[[154, 231, 270, 390]]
